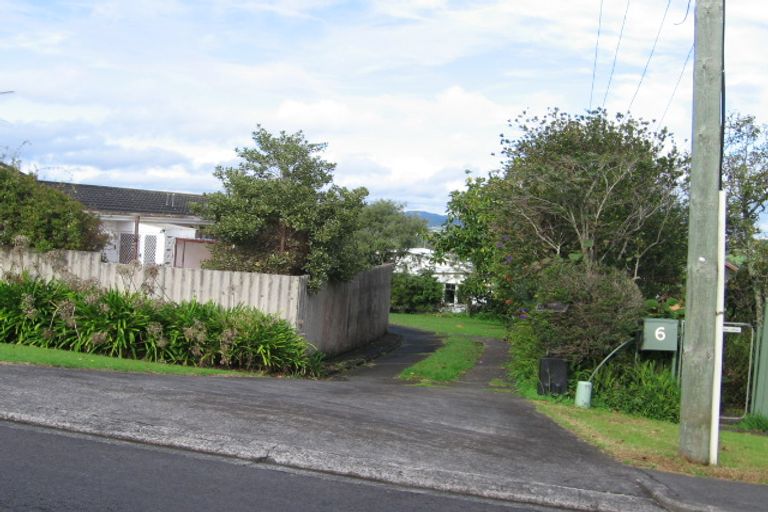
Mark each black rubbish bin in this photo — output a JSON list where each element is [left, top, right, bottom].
[[537, 357, 568, 395]]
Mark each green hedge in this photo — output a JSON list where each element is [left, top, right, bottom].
[[0, 274, 321, 376]]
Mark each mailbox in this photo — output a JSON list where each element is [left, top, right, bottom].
[[642, 318, 679, 351]]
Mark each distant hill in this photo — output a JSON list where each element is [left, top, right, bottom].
[[405, 210, 448, 228]]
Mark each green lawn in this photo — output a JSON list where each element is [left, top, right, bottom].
[[389, 312, 507, 338], [536, 401, 768, 484], [0, 343, 257, 377], [398, 336, 483, 383], [390, 313, 506, 384]]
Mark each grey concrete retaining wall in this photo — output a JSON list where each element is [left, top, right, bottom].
[[0, 248, 392, 356], [299, 264, 393, 354]]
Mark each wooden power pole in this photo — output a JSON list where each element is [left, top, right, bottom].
[[680, 0, 725, 465]]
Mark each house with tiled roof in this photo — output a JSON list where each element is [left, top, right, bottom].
[[41, 181, 213, 268]]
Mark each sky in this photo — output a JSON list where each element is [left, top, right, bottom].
[[2, 1, 767, 215]]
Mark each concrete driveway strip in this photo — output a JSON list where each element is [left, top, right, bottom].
[[0, 326, 746, 512]]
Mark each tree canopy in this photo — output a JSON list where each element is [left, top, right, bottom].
[[435, 109, 689, 307], [355, 200, 428, 266], [723, 113, 768, 249], [195, 127, 369, 290], [719, 113, 768, 325], [0, 161, 106, 252]]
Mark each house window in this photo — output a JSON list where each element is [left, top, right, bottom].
[[143, 235, 157, 265], [444, 283, 456, 305], [119, 233, 137, 263]]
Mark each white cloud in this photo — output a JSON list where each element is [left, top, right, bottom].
[[2, 0, 766, 215]]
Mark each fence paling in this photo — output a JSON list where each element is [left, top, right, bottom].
[[0, 248, 392, 356]]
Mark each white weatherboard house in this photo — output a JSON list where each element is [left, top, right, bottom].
[[41, 181, 212, 268], [395, 248, 472, 312]]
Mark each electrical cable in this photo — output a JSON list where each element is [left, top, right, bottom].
[[589, 0, 605, 110], [602, 0, 632, 109], [675, 0, 692, 25], [628, 0, 671, 111], [656, 43, 693, 130]]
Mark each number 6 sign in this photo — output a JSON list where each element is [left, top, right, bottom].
[[643, 318, 679, 351]]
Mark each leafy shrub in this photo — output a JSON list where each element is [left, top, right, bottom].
[[194, 127, 368, 291], [390, 271, 443, 313], [530, 261, 645, 369], [506, 320, 544, 393], [0, 274, 321, 376], [0, 162, 106, 251], [644, 296, 685, 320], [591, 359, 680, 422]]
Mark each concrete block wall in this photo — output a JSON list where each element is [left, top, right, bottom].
[[299, 264, 393, 354]]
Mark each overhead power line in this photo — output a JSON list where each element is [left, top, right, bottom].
[[589, 0, 605, 110], [628, 0, 671, 111], [657, 43, 694, 129], [602, 0, 632, 109], [675, 0, 693, 25]]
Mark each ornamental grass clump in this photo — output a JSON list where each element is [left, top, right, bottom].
[[589, 359, 680, 422], [0, 274, 321, 376]]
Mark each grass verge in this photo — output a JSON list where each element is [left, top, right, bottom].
[[0, 343, 257, 377], [535, 401, 768, 484], [399, 335, 483, 384], [389, 312, 507, 338], [390, 313, 506, 384], [735, 413, 768, 434]]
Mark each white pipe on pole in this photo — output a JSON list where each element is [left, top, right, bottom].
[[710, 189, 726, 465]]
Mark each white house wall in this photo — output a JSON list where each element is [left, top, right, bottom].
[[164, 226, 198, 266], [137, 224, 164, 265], [395, 248, 472, 312], [396, 248, 472, 285], [98, 220, 198, 266], [100, 220, 121, 263]]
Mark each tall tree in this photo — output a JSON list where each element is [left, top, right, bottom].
[[436, 109, 689, 304], [433, 173, 517, 311], [195, 127, 368, 290], [723, 113, 768, 249], [495, 109, 688, 293], [355, 200, 428, 266], [720, 113, 768, 325]]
